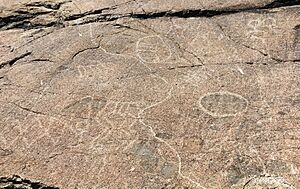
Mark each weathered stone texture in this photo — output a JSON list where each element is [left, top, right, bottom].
[[0, 0, 299, 188]]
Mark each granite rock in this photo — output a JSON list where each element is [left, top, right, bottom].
[[0, 0, 299, 188]]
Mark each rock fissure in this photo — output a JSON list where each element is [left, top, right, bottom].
[[25, 1, 71, 10], [125, 0, 300, 19], [1, 0, 299, 30], [0, 175, 59, 189], [0, 52, 32, 69]]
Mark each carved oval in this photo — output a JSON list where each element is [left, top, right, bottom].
[[244, 176, 296, 189], [198, 91, 248, 117]]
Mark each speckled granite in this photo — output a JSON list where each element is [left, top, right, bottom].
[[0, 0, 299, 188]]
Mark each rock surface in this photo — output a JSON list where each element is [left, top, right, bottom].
[[0, 0, 299, 188], [0, 175, 59, 189]]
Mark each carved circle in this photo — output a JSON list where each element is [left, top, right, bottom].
[[136, 35, 172, 63]]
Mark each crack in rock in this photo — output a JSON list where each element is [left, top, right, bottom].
[[0, 9, 55, 30], [130, 0, 300, 20], [0, 175, 59, 189], [25, 1, 71, 10], [0, 52, 32, 69], [0, 0, 299, 30]]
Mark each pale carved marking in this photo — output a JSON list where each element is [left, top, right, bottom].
[[243, 176, 296, 189], [99, 32, 137, 55], [136, 35, 172, 63], [198, 91, 248, 117], [62, 96, 142, 161], [246, 16, 279, 44], [62, 96, 107, 119]]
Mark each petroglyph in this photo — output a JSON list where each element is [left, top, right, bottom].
[[265, 159, 291, 174], [246, 16, 278, 44], [182, 135, 204, 153], [63, 96, 142, 120], [1, 1, 300, 188], [75, 64, 105, 79], [133, 142, 160, 173], [243, 176, 296, 189], [136, 35, 172, 63], [63, 98, 142, 155], [155, 132, 173, 140], [103, 100, 142, 118], [198, 91, 248, 117], [182, 69, 213, 86], [99, 32, 138, 55], [161, 162, 177, 178], [63, 96, 108, 119], [226, 154, 264, 185]]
